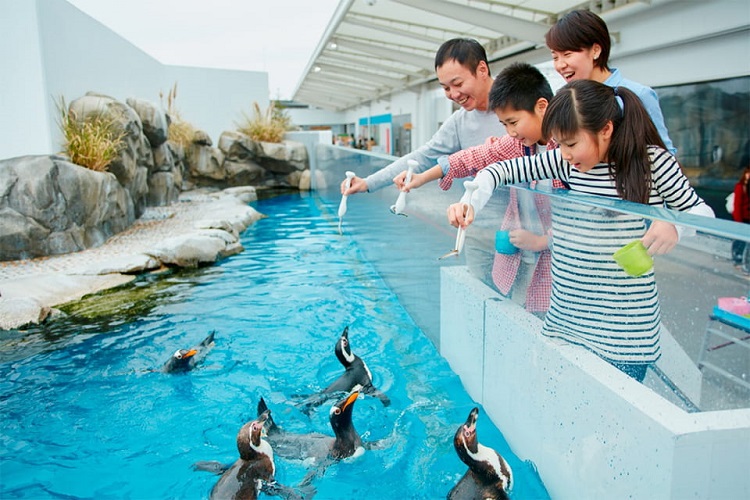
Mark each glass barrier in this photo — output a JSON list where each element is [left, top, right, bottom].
[[314, 144, 750, 412]]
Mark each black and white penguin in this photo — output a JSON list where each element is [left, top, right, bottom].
[[259, 387, 365, 463], [162, 330, 215, 373], [209, 410, 275, 500], [447, 407, 513, 500], [297, 326, 390, 410]]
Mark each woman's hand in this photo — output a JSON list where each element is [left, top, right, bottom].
[[447, 202, 474, 229], [510, 229, 548, 252], [642, 220, 678, 254]]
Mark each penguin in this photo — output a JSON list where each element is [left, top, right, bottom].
[[162, 330, 215, 373], [259, 388, 364, 462], [447, 407, 513, 500], [209, 410, 275, 500], [296, 326, 390, 410]]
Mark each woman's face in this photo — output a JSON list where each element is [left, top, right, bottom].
[[551, 45, 600, 83]]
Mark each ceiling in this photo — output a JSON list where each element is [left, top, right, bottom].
[[292, 0, 655, 111]]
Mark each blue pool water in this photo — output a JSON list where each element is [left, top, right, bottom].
[[0, 192, 549, 499]]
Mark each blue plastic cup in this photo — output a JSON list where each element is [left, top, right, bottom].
[[495, 230, 517, 255]]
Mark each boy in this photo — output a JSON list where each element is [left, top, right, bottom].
[[399, 62, 563, 314]]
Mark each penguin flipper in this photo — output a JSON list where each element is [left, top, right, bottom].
[[192, 460, 231, 475], [260, 479, 313, 500], [200, 330, 216, 348], [363, 385, 391, 407]]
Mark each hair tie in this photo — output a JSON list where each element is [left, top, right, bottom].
[[613, 87, 624, 114]]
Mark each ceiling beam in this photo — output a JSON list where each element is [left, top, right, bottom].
[[314, 63, 398, 87], [318, 53, 423, 78], [390, 0, 549, 43], [341, 16, 446, 45], [332, 37, 434, 68]]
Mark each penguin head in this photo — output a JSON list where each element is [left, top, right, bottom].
[[329, 386, 360, 434], [454, 407, 480, 457], [334, 326, 356, 367], [237, 410, 272, 460], [163, 348, 198, 371]]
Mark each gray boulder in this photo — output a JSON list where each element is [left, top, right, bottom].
[[126, 97, 168, 147], [0, 155, 134, 260]]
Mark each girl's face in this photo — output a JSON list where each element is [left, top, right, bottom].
[[551, 45, 601, 83], [555, 123, 613, 172]]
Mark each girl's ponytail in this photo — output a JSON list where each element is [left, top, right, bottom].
[[607, 86, 666, 203]]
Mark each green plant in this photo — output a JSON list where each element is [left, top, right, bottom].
[[160, 82, 197, 149], [235, 101, 292, 143], [56, 96, 126, 172]]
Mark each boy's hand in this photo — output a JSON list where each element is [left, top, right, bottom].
[[402, 172, 430, 193], [341, 176, 368, 195], [447, 202, 474, 229], [641, 220, 678, 254]]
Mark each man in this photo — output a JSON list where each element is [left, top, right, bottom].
[[340, 38, 505, 196]]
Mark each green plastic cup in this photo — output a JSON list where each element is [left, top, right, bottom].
[[613, 240, 653, 277]]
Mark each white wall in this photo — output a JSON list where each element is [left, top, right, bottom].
[[441, 266, 750, 500], [0, 0, 268, 160], [0, 0, 51, 159]]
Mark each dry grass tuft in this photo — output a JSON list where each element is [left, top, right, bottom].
[[161, 82, 198, 149], [236, 101, 292, 143], [56, 96, 126, 172]]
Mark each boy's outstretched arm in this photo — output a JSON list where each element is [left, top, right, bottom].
[[394, 165, 444, 192]]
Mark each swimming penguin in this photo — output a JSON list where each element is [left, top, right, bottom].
[[448, 407, 513, 500], [259, 388, 367, 464], [296, 326, 390, 410], [209, 410, 275, 500], [162, 330, 215, 373]]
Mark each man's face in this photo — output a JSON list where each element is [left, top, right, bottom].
[[436, 59, 490, 112]]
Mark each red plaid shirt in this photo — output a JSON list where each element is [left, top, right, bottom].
[[438, 135, 563, 312]]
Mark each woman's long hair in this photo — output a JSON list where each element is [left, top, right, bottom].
[[542, 79, 667, 203]]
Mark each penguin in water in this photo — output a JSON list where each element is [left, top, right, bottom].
[[296, 326, 390, 411], [209, 410, 275, 500], [259, 388, 365, 463], [448, 407, 513, 500], [197, 410, 305, 500], [162, 331, 215, 373]]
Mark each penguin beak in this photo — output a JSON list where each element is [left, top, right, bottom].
[[463, 407, 479, 436], [342, 390, 360, 410], [183, 349, 198, 359]]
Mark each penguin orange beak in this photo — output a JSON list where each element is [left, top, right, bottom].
[[342, 391, 360, 410], [183, 349, 198, 358]]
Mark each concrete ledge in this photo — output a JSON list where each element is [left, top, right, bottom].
[[440, 266, 750, 500]]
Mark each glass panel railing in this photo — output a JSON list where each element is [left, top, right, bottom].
[[314, 144, 750, 412]]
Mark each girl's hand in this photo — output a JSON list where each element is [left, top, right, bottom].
[[447, 203, 474, 228], [642, 220, 678, 255], [509, 229, 548, 252]]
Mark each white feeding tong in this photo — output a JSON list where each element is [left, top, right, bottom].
[[338, 171, 356, 235], [390, 159, 418, 216], [439, 180, 479, 260]]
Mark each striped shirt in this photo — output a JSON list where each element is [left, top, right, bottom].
[[466, 146, 710, 364]]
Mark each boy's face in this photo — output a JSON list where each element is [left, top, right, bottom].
[[494, 101, 546, 147], [437, 59, 491, 112]]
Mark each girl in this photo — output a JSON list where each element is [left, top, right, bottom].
[[447, 80, 715, 381]]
